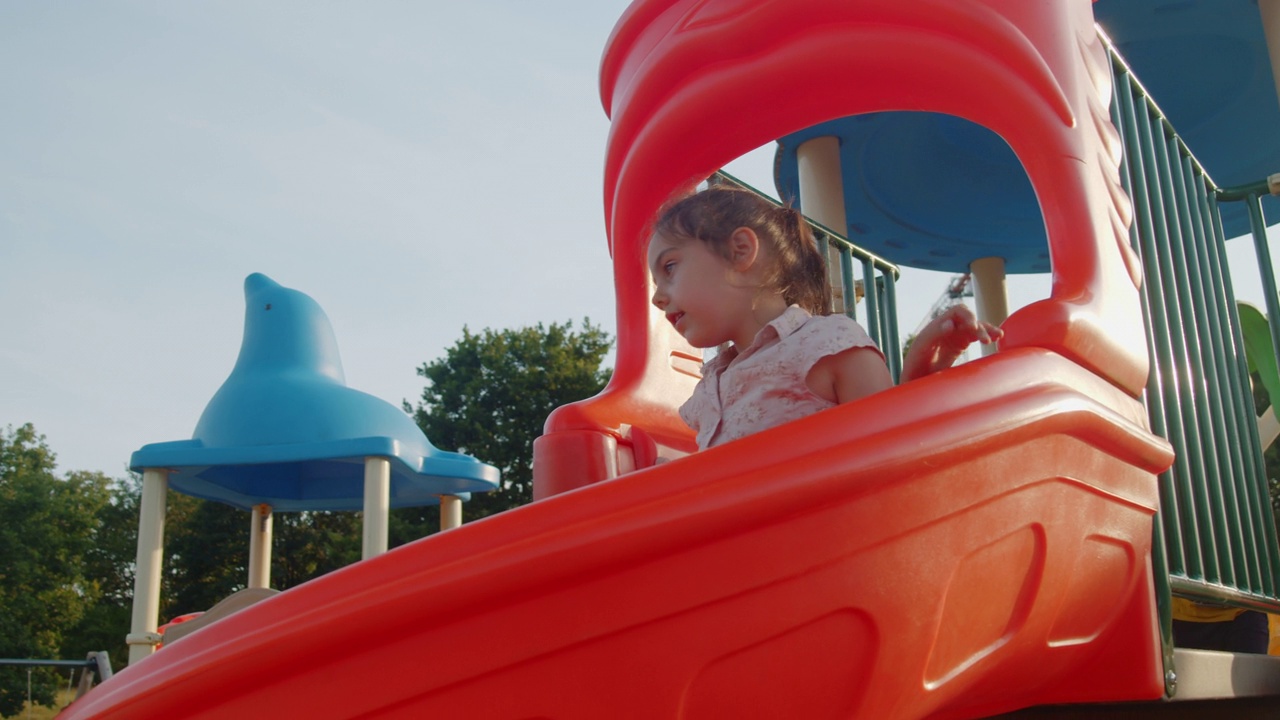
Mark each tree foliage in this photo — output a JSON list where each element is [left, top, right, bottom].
[[400, 319, 612, 531], [58, 474, 144, 680], [0, 425, 112, 718], [161, 501, 363, 617], [270, 511, 361, 589], [163, 495, 247, 615]]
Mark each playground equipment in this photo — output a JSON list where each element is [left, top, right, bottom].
[[121, 273, 498, 664], [61, 0, 1280, 717], [0, 654, 113, 706]]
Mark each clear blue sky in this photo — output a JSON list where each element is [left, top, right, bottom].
[[2, 2, 1273, 477]]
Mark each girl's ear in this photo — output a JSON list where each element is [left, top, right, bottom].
[[728, 227, 760, 271]]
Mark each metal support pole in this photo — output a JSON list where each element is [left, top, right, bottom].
[[127, 468, 168, 665], [248, 503, 273, 589], [969, 256, 1008, 356], [363, 457, 390, 559], [440, 495, 463, 531], [796, 136, 850, 315]]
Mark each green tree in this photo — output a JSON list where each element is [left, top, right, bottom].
[[163, 501, 362, 617], [397, 319, 612, 540], [271, 511, 361, 589], [59, 473, 217, 660], [59, 473, 142, 674], [0, 424, 112, 718], [164, 496, 247, 616]]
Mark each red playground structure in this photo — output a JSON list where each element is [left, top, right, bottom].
[[61, 0, 1280, 717]]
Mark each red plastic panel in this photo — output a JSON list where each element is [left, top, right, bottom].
[[62, 351, 1171, 719]]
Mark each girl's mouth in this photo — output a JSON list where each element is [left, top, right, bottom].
[[667, 312, 684, 328]]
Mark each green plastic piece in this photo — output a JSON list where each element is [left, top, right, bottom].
[[1237, 301, 1280, 421]]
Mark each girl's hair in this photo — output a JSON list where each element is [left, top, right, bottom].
[[654, 185, 832, 315]]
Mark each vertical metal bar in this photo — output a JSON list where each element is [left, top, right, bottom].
[[1130, 76, 1208, 580], [882, 270, 902, 383], [877, 277, 891, 364], [1112, 60, 1183, 653], [1112, 53, 1178, 689], [816, 230, 830, 283], [1167, 136, 1240, 587], [1240, 195, 1280, 594], [861, 257, 882, 349], [816, 228, 835, 316], [1155, 122, 1231, 585], [1210, 204, 1269, 597], [1197, 174, 1266, 595], [1120, 68, 1193, 577], [1246, 196, 1280, 371], [839, 245, 856, 322], [1177, 150, 1256, 590], [1209, 198, 1280, 598]]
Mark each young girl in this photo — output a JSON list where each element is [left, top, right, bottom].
[[649, 185, 1002, 450]]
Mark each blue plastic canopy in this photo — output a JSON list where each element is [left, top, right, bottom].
[[130, 273, 499, 512], [773, 0, 1280, 274]]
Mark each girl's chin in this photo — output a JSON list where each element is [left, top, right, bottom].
[[673, 321, 724, 349], [684, 335, 722, 350]]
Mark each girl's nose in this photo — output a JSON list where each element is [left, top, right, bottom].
[[651, 285, 667, 310]]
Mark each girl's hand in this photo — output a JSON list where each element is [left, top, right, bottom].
[[934, 304, 1003, 351], [902, 304, 1003, 382]]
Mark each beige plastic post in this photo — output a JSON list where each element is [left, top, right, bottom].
[[796, 136, 849, 314], [969, 256, 1009, 357], [126, 468, 169, 665], [1260, 0, 1280, 113], [247, 503, 273, 589], [363, 457, 390, 559], [1260, 409, 1280, 451], [440, 495, 463, 531]]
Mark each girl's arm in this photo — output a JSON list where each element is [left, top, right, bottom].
[[901, 304, 1003, 382], [807, 346, 894, 405]]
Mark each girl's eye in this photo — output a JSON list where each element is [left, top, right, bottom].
[[663, 260, 677, 276]]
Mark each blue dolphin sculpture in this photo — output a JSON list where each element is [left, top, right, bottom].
[[131, 273, 499, 511]]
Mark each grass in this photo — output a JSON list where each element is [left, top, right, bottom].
[[18, 688, 78, 719]]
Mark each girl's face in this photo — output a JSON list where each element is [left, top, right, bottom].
[[648, 232, 755, 349]]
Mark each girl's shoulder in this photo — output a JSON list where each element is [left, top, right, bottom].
[[797, 311, 872, 338], [793, 312, 882, 359]]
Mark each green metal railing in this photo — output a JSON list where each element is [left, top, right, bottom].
[[1108, 35, 1280, 673], [711, 171, 904, 380]]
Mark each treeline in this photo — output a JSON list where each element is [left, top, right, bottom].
[[0, 320, 611, 718]]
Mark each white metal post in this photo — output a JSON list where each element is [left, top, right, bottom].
[[796, 136, 849, 313], [248, 503, 273, 589], [126, 468, 169, 665], [969, 256, 1009, 357], [440, 495, 462, 531], [363, 457, 390, 559]]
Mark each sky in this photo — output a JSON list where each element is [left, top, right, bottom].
[[2, 2, 1277, 479]]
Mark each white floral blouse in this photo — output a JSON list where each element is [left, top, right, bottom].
[[679, 305, 884, 450]]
